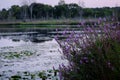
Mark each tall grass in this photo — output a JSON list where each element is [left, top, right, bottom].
[[57, 22, 120, 80]]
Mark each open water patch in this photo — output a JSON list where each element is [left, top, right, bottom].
[[0, 36, 68, 80]]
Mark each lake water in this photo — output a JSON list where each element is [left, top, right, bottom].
[[0, 37, 29, 47], [0, 33, 68, 80]]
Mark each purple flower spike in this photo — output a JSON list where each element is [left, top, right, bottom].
[[80, 60, 83, 64], [83, 57, 88, 60]]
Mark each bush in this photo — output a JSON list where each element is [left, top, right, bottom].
[[57, 22, 120, 80]]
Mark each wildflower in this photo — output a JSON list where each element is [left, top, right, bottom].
[[80, 60, 83, 64], [57, 21, 120, 80]]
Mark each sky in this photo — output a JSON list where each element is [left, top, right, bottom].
[[0, 0, 120, 10]]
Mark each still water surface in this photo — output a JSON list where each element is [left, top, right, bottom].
[[0, 34, 68, 79], [0, 37, 30, 47]]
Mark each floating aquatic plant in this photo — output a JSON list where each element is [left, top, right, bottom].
[[0, 50, 34, 60]]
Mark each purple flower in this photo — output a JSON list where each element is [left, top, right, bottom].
[[56, 28, 58, 32], [54, 36, 58, 40], [83, 57, 88, 60], [80, 60, 83, 64], [107, 62, 111, 66]]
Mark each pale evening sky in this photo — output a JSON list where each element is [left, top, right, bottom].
[[0, 0, 120, 9]]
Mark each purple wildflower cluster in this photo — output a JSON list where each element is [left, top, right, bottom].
[[56, 21, 120, 80]]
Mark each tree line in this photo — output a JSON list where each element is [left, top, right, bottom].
[[0, 3, 120, 21]]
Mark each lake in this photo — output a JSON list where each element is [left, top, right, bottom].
[[0, 24, 85, 79], [0, 28, 69, 80]]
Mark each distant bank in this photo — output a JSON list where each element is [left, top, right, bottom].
[[0, 19, 97, 25]]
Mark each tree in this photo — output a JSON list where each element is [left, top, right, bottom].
[[68, 3, 80, 18], [20, 0, 29, 20], [78, 0, 85, 20], [28, 0, 36, 20], [0, 2, 119, 20], [10, 5, 21, 19], [58, 0, 65, 5], [83, 8, 93, 18], [0, 9, 8, 20], [54, 5, 67, 18]]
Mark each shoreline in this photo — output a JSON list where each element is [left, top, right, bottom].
[[0, 19, 98, 25]]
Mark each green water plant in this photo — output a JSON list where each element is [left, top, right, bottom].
[[0, 51, 34, 59]]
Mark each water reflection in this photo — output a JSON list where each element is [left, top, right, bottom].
[[12, 39, 20, 42], [0, 33, 52, 48], [0, 37, 31, 48], [0, 28, 70, 80]]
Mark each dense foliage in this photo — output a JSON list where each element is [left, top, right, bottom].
[[0, 3, 120, 20], [57, 22, 120, 80]]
